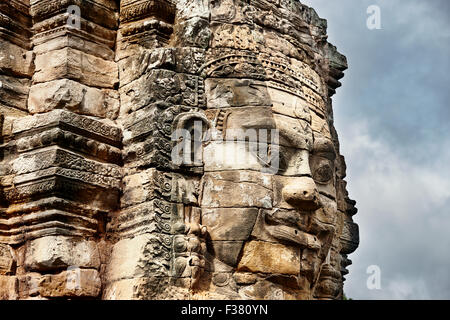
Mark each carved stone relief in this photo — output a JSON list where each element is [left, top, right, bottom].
[[0, 0, 358, 300]]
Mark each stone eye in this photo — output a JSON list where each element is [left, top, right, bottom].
[[313, 163, 334, 183]]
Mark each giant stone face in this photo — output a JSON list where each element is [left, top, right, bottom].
[[197, 74, 343, 299], [0, 0, 358, 300]]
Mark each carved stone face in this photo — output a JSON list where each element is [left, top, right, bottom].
[[0, 0, 358, 301], [197, 80, 342, 299]]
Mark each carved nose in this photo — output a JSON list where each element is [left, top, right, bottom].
[[282, 177, 321, 211]]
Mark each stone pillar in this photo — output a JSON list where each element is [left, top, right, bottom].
[[0, 0, 359, 300], [0, 0, 33, 300], [0, 0, 122, 299], [0, 0, 33, 134], [103, 0, 209, 299]]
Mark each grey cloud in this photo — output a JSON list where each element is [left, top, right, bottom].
[[301, 0, 450, 299]]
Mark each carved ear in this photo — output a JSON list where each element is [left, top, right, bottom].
[[172, 112, 211, 167]]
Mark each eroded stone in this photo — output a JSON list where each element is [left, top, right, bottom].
[[24, 236, 100, 272], [237, 241, 301, 275]]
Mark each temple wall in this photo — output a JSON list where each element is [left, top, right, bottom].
[[0, 0, 358, 300]]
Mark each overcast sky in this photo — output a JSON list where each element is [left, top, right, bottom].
[[301, 0, 450, 299]]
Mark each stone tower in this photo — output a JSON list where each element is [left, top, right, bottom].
[[0, 0, 359, 300]]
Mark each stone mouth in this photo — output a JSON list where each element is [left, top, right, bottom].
[[264, 208, 322, 250], [265, 224, 321, 251]]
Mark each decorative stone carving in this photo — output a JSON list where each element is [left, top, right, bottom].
[[0, 0, 358, 300], [0, 244, 15, 275]]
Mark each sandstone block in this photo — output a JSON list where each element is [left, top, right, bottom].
[[310, 109, 332, 139], [0, 244, 15, 275], [0, 104, 28, 136], [119, 70, 201, 116], [216, 107, 276, 134], [24, 236, 100, 272], [251, 209, 315, 247], [0, 75, 30, 111], [33, 48, 118, 88], [202, 208, 258, 241], [268, 86, 311, 120], [237, 241, 300, 275], [0, 276, 18, 300], [39, 269, 101, 298], [33, 34, 115, 61], [176, 0, 209, 21], [174, 47, 206, 74], [273, 113, 313, 149], [201, 171, 272, 208], [122, 169, 199, 208], [205, 78, 271, 108], [103, 277, 187, 300], [0, 40, 34, 77], [238, 280, 308, 300], [17, 273, 41, 298], [103, 278, 139, 300], [207, 240, 244, 268], [203, 141, 268, 172], [340, 220, 360, 255], [118, 47, 175, 87], [106, 233, 172, 281], [173, 17, 211, 49], [28, 79, 119, 119]]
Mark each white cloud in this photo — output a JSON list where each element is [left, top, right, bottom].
[[339, 120, 450, 299], [387, 277, 431, 300], [301, 0, 450, 299]]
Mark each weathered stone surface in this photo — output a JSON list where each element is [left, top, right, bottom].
[[33, 34, 115, 61], [238, 279, 309, 300], [208, 241, 244, 268], [201, 171, 272, 208], [106, 234, 152, 282], [273, 175, 318, 210], [237, 241, 300, 275], [119, 70, 202, 116], [0, 244, 15, 275], [0, 40, 34, 77], [268, 87, 312, 120], [17, 273, 41, 298], [39, 269, 101, 298], [202, 208, 258, 241], [0, 0, 358, 301], [24, 236, 100, 272], [273, 113, 313, 149], [121, 168, 199, 208], [118, 47, 175, 87], [203, 141, 268, 172], [103, 277, 190, 300], [0, 75, 30, 111], [105, 233, 178, 282], [173, 17, 210, 49], [250, 209, 321, 251], [0, 103, 28, 136], [33, 48, 118, 88], [340, 221, 360, 255], [0, 276, 18, 300], [28, 79, 119, 119], [176, 0, 209, 21], [205, 78, 271, 109]]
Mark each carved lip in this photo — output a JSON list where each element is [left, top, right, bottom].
[[264, 209, 321, 250], [265, 224, 321, 251]]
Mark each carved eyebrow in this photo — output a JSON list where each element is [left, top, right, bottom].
[[312, 138, 336, 160]]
